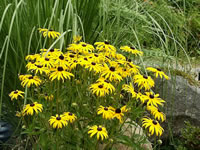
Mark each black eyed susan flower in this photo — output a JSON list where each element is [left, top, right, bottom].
[[23, 102, 43, 116], [9, 90, 24, 101], [41, 48, 62, 57], [90, 83, 109, 97], [37, 56, 55, 68], [96, 77, 115, 93], [30, 64, 50, 75], [38, 28, 61, 39], [143, 92, 165, 107], [73, 35, 82, 43], [133, 74, 154, 91], [77, 42, 95, 54], [49, 114, 68, 129], [63, 112, 77, 123], [95, 41, 116, 52], [88, 125, 108, 140], [113, 105, 129, 123], [142, 117, 164, 136], [146, 67, 169, 80], [21, 75, 42, 88], [44, 93, 54, 101], [85, 61, 102, 73], [49, 66, 74, 82], [25, 54, 40, 61], [126, 62, 140, 75], [120, 46, 143, 56], [150, 108, 166, 122], [97, 105, 115, 119], [122, 83, 138, 99], [101, 63, 122, 81]]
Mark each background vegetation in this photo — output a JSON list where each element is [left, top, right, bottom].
[[0, 0, 200, 149]]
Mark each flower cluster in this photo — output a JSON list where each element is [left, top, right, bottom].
[[9, 28, 169, 146]]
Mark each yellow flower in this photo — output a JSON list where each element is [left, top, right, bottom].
[[21, 75, 42, 88], [88, 125, 108, 140], [133, 74, 154, 91], [97, 105, 115, 119], [23, 102, 43, 116], [38, 28, 61, 39], [147, 106, 166, 122], [122, 83, 138, 99], [142, 117, 164, 136], [146, 67, 169, 80], [101, 63, 122, 81], [95, 41, 116, 52], [9, 90, 24, 101], [85, 61, 102, 73], [112, 105, 129, 123], [120, 46, 143, 56], [143, 92, 165, 107], [63, 112, 77, 123], [49, 114, 68, 129], [49, 66, 74, 82], [28, 64, 50, 75], [90, 82, 109, 97], [96, 77, 115, 93], [25, 54, 40, 61], [73, 35, 82, 43], [44, 94, 54, 101]]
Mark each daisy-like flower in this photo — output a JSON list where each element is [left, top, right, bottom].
[[49, 66, 74, 82], [54, 54, 69, 67], [95, 41, 116, 52], [41, 48, 61, 57], [44, 93, 54, 101], [90, 83, 109, 97], [133, 74, 154, 91], [101, 63, 122, 81], [142, 117, 164, 136], [147, 106, 166, 122], [37, 56, 54, 68], [97, 105, 115, 119], [112, 105, 129, 123], [73, 35, 82, 43], [84, 61, 102, 73], [23, 102, 43, 116], [143, 92, 165, 107], [29, 64, 50, 75], [146, 67, 169, 80], [77, 42, 95, 54], [122, 83, 138, 99], [120, 46, 143, 56], [38, 28, 61, 39], [25, 54, 40, 61], [63, 112, 77, 123], [96, 77, 115, 93], [21, 75, 42, 88], [88, 125, 108, 140], [49, 114, 68, 129], [9, 90, 24, 101]]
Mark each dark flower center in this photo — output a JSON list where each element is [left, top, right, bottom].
[[143, 75, 148, 79], [91, 62, 96, 65], [28, 76, 33, 79], [104, 41, 109, 45], [97, 127, 102, 131], [56, 116, 61, 120], [130, 46, 135, 50], [105, 56, 110, 59], [44, 93, 48, 96], [14, 91, 18, 94], [68, 112, 72, 116], [30, 103, 35, 107], [50, 49, 54, 52], [98, 85, 103, 88], [158, 109, 161, 112], [152, 120, 157, 125], [94, 54, 98, 57], [157, 68, 161, 71], [82, 44, 87, 47], [84, 58, 88, 61], [110, 67, 115, 72], [74, 60, 78, 63], [115, 108, 121, 113], [104, 107, 108, 111], [37, 65, 43, 68], [59, 55, 64, 60], [104, 80, 109, 83], [123, 69, 127, 71], [45, 58, 49, 61], [150, 95, 154, 99], [49, 29, 53, 31], [69, 55, 75, 58], [58, 67, 64, 71]]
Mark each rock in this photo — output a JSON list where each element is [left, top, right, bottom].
[[99, 119, 153, 150], [155, 75, 200, 137]]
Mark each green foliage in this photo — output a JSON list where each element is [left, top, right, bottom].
[[181, 121, 200, 149]]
